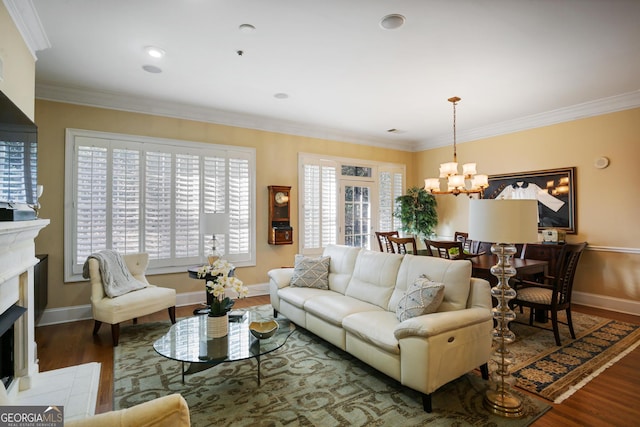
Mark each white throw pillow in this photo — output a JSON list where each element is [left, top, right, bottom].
[[290, 255, 331, 289], [396, 276, 445, 322]]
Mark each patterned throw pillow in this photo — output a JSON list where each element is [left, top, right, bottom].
[[396, 277, 445, 322], [290, 255, 331, 289]]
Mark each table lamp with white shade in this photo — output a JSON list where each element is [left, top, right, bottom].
[[468, 198, 538, 418], [201, 212, 229, 265]]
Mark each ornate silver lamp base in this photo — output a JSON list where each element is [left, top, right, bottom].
[[485, 242, 523, 418]]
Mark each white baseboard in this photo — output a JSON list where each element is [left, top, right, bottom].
[[572, 291, 640, 317], [37, 282, 271, 326], [38, 285, 634, 326]]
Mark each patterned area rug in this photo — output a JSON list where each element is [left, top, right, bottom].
[[509, 312, 640, 403], [114, 306, 549, 426]]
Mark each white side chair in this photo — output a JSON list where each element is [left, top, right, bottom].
[[88, 252, 176, 346]]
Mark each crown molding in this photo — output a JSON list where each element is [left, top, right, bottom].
[[415, 90, 640, 151], [35, 82, 418, 152], [3, 0, 51, 59]]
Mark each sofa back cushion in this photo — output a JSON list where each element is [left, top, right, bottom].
[[322, 244, 362, 294], [389, 254, 471, 313], [345, 250, 404, 308]]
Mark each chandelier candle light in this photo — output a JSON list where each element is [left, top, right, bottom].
[[468, 199, 538, 418], [424, 97, 489, 197]]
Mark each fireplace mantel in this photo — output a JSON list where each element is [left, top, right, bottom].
[[0, 218, 49, 399]]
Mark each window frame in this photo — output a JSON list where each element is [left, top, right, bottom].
[[64, 128, 256, 282]]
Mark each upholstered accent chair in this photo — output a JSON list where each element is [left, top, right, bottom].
[[88, 252, 176, 346]]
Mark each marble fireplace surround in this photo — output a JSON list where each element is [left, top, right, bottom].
[[0, 219, 49, 400], [0, 220, 101, 421]]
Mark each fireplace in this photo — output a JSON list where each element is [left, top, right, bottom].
[[0, 219, 49, 401], [0, 304, 27, 388]]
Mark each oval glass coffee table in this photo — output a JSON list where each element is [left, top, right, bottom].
[[153, 306, 294, 385]]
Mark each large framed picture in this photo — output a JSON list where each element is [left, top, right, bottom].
[[483, 167, 576, 233]]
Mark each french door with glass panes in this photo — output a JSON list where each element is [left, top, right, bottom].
[[340, 180, 376, 250]]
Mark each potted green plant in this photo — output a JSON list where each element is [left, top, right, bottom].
[[394, 186, 438, 238]]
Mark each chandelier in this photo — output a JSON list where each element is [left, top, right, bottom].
[[424, 97, 488, 197]]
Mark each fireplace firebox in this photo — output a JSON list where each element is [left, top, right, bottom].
[[0, 304, 27, 388]]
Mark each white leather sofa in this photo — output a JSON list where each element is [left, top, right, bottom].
[[268, 244, 493, 412]]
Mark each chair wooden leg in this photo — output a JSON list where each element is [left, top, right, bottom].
[[92, 320, 102, 335], [551, 310, 561, 346], [111, 323, 121, 347], [566, 308, 576, 339], [168, 306, 176, 324], [422, 393, 432, 413], [480, 363, 489, 380], [528, 307, 534, 325], [132, 318, 138, 324]]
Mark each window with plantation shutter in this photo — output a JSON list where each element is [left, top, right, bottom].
[[65, 129, 255, 281], [379, 167, 404, 232], [0, 140, 38, 204], [299, 153, 405, 255], [299, 158, 337, 255]]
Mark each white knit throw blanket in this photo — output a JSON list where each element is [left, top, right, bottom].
[[83, 250, 147, 298]]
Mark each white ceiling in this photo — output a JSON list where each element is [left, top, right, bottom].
[[14, 0, 640, 151]]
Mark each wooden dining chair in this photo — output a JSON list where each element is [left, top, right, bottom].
[[513, 242, 587, 346], [387, 236, 417, 255], [375, 231, 399, 253], [424, 240, 466, 259], [454, 231, 472, 253]]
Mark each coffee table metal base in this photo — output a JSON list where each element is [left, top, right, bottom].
[[181, 355, 263, 385]]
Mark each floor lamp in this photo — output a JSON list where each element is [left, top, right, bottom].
[[201, 212, 229, 265], [468, 198, 538, 418]]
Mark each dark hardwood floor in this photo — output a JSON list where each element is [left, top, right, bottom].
[[35, 299, 639, 425]]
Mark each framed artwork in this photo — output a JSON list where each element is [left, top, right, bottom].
[[483, 167, 576, 233]]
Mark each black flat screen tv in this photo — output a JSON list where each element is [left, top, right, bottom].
[[0, 90, 38, 205]]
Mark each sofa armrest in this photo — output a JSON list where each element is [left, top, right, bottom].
[[394, 307, 492, 340], [268, 268, 295, 289], [66, 394, 189, 427]]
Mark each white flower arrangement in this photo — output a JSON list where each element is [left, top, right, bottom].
[[198, 258, 248, 316]]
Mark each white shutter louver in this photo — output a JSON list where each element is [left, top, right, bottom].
[[112, 148, 140, 254], [145, 151, 173, 260], [76, 145, 108, 261]]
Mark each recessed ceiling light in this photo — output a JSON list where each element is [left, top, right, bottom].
[[380, 14, 406, 30], [239, 24, 256, 33], [142, 64, 162, 73], [144, 46, 166, 59], [274, 93, 289, 99]]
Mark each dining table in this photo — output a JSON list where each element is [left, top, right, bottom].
[[468, 253, 548, 285]]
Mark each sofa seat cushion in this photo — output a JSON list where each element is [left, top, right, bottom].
[[304, 294, 383, 327], [343, 311, 400, 354], [278, 287, 331, 309]]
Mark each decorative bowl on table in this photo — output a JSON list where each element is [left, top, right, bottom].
[[249, 320, 279, 339]]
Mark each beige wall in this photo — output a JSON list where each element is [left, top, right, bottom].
[[34, 100, 415, 309], [414, 108, 640, 303], [0, 3, 36, 118]]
